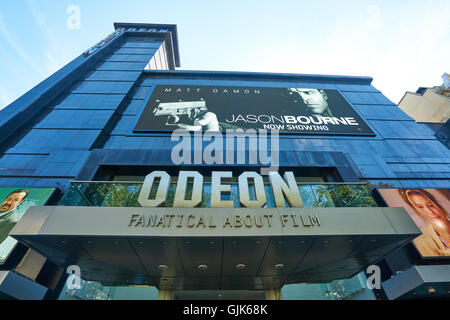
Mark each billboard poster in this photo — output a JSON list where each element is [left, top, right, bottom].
[[378, 189, 450, 257], [0, 188, 55, 263], [134, 85, 375, 135]]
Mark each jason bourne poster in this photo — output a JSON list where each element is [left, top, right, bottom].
[[134, 85, 375, 135]]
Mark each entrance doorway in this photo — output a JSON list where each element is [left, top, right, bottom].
[[173, 290, 267, 300]]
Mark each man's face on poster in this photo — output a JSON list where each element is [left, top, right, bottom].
[[292, 88, 329, 115], [0, 191, 27, 214]]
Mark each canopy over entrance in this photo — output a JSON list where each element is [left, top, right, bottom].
[[11, 206, 420, 290]]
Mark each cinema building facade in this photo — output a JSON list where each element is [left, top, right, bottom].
[[0, 23, 449, 300]]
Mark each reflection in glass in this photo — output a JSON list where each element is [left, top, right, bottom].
[[298, 185, 316, 208], [59, 279, 158, 300], [282, 271, 376, 300], [59, 182, 377, 209]]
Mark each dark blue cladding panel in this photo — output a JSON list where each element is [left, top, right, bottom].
[[104, 54, 154, 63], [0, 154, 48, 176], [124, 36, 163, 42], [33, 110, 115, 129], [336, 84, 380, 92], [129, 86, 152, 99], [69, 81, 135, 94], [342, 91, 395, 105], [0, 177, 73, 189], [0, 154, 48, 169], [33, 151, 91, 177], [110, 116, 136, 135], [114, 47, 161, 55], [368, 121, 422, 139], [96, 61, 147, 71], [6, 129, 102, 153], [354, 104, 412, 121], [122, 99, 145, 115], [402, 122, 437, 139], [120, 41, 163, 48], [83, 70, 141, 82], [54, 93, 126, 110]]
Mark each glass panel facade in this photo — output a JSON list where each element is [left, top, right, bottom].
[[282, 272, 376, 300], [59, 182, 378, 208], [58, 279, 159, 300], [58, 271, 374, 300]]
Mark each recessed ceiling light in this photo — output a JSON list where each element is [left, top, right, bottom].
[[236, 264, 246, 270], [198, 264, 208, 270], [275, 264, 285, 270]]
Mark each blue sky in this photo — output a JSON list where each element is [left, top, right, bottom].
[[0, 0, 449, 109]]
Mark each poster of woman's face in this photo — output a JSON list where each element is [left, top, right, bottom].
[[379, 189, 450, 257]]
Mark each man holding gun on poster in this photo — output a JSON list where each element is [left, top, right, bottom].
[[153, 101, 220, 131]]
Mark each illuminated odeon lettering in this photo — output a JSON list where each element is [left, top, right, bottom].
[[137, 171, 304, 208]]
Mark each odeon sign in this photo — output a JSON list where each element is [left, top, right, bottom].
[[138, 171, 303, 209], [132, 170, 321, 230], [82, 27, 170, 57]]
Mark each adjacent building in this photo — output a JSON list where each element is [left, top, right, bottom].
[[0, 23, 448, 300], [398, 73, 450, 149]]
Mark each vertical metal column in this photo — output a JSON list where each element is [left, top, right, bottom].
[[265, 289, 282, 300], [157, 289, 174, 300]]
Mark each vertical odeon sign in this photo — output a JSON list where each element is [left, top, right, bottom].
[[82, 26, 170, 58]]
